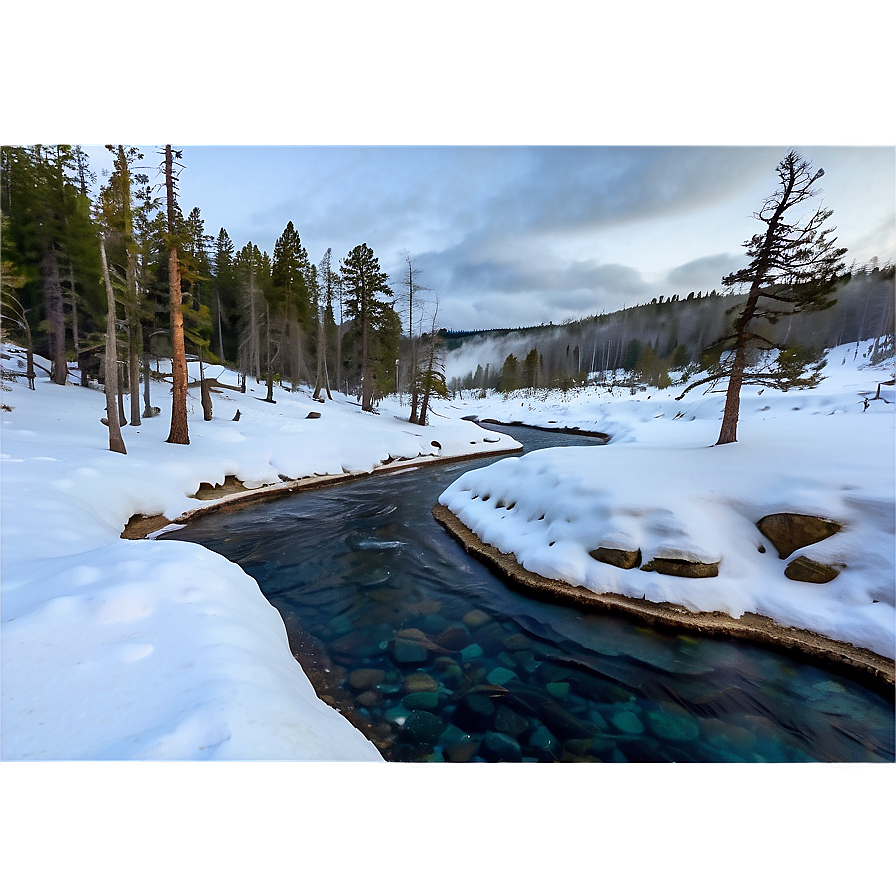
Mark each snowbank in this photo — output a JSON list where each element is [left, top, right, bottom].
[[440, 342, 896, 660], [0, 348, 520, 760]]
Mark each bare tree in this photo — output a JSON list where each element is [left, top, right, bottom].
[[98, 233, 127, 454]]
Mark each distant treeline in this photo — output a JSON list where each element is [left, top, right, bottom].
[[445, 267, 895, 393]]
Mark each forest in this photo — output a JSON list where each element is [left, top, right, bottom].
[[444, 266, 895, 395], [0, 144, 447, 436], [2, 144, 893, 428]]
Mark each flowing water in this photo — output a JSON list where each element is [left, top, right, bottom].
[[163, 424, 895, 762]]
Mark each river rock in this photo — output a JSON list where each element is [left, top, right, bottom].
[[475, 622, 508, 657], [348, 668, 386, 691], [589, 546, 642, 569], [646, 708, 700, 742], [435, 660, 464, 689], [462, 609, 492, 629], [459, 643, 484, 663], [495, 705, 530, 737], [401, 710, 446, 746], [757, 513, 842, 559], [563, 738, 597, 757], [436, 624, 471, 651], [501, 632, 531, 651], [527, 725, 560, 760], [390, 638, 429, 664], [305, 411, 321, 419], [452, 692, 496, 731], [640, 557, 719, 578], [403, 691, 440, 711], [514, 651, 540, 675], [545, 681, 570, 699], [487, 666, 518, 687], [404, 671, 438, 693], [479, 731, 522, 762], [784, 555, 842, 583], [356, 690, 382, 707], [444, 736, 480, 763], [611, 710, 645, 735]]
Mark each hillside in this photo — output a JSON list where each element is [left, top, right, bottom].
[[443, 269, 895, 389]]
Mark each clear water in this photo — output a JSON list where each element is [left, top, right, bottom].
[[163, 425, 895, 762]]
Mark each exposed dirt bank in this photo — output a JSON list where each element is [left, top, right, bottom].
[[432, 502, 896, 696], [121, 444, 522, 538]]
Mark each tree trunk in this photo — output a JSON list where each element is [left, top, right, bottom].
[[199, 348, 213, 420], [39, 246, 68, 385], [117, 361, 127, 424], [165, 146, 190, 445], [360, 292, 374, 411], [142, 339, 153, 417], [313, 313, 330, 400], [99, 234, 127, 454]]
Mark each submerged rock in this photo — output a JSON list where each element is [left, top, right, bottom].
[[479, 731, 522, 762], [348, 668, 386, 691], [401, 710, 446, 745], [404, 671, 439, 693], [527, 725, 560, 760], [757, 513, 842, 559], [784, 555, 842, 584], [495, 705, 530, 737], [610, 710, 645, 735], [462, 609, 492, 629]]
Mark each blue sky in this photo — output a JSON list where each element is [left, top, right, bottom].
[[83, 144, 893, 332]]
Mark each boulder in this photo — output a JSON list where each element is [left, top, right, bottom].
[[589, 546, 642, 569], [640, 557, 719, 578], [784, 555, 841, 584], [305, 411, 321, 419], [757, 513, 842, 559]]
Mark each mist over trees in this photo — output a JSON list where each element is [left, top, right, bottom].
[[444, 266, 894, 396]]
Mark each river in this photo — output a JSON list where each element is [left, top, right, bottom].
[[162, 424, 895, 762]]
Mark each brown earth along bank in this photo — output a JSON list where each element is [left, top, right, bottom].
[[121, 444, 523, 538], [432, 502, 896, 696], [476, 418, 611, 442]]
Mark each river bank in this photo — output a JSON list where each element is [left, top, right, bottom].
[[433, 503, 895, 693]]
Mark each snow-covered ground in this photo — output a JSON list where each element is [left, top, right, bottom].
[[2, 340, 893, 761], [440, 341, 896, 659], [0, 348, 520, 760]]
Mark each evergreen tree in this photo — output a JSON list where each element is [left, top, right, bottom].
[[163, 145, 189, 445], [679, 151, 848, 444], [339, 244, 394, 411]]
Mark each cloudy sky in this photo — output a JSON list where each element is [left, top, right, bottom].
[[83, 144, 893, 332]]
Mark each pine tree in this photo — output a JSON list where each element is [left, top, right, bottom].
[[339, 244, 394, 411], [678, 151, 848, 444], [163, 145, 189, 445]]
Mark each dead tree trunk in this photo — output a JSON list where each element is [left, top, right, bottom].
[[99, 234, 127, 454]]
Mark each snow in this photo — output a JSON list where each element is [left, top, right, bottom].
[[0, 348, 520, 760], [440, 341, 896, 659], [2, 340, 892, 761]]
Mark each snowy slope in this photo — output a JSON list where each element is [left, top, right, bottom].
[[0, 348, 520, 760], [440, 342, 896, 659]]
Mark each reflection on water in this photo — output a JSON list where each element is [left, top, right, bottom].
[[164, 426, 895, 762]]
